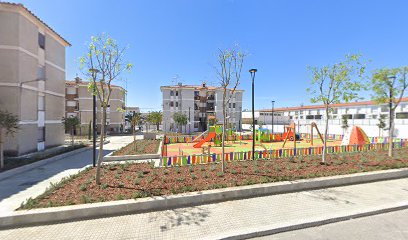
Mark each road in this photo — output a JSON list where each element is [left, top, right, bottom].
[[255, 208, 408, 240]]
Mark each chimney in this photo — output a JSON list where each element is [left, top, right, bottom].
[[202, 83, 206, 88], [75, 77, 81, 83]]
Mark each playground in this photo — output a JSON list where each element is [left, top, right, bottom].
[[164, 119, 350, 157]]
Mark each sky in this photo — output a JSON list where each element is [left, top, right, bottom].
[[15, 0, 408, 111]]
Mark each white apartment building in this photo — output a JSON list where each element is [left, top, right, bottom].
[[161, 83, 244, 133], [0, 3, 70, 155], [254, 98, 408, 138]]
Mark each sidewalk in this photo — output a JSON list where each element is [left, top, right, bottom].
[[0, 178, 407, 239], [0, 135, 137, 215]]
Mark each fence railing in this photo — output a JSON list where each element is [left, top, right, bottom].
[[160, 140, 408, 167]]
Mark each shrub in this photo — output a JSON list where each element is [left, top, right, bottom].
[[216, 172, 224, 177], [79, 184, 87, 191], [134, 178, 141, 185], [100, 183, 108, 189]]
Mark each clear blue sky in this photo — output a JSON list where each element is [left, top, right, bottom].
[[16, 0, 408, 111]]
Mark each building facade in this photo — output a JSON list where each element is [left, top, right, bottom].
[[65, 78, 126, 134], [161, 83, 244, 133], [254, 98, 408, 138], [0, 3, 70, 156]]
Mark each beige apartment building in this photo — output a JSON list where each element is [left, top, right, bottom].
[[0, 3, 70, 156], [65, 77, 126, 134]]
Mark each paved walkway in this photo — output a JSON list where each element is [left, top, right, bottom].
[[257, 208, 408, 240], [0, 135, 137, 215], [0, 178, 407, 239]]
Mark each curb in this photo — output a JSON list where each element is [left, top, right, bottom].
[[218, 203, 408, 240], [0, 146, 90, 181], [0, 167, 407, 228], [103, 139, 163, 162]]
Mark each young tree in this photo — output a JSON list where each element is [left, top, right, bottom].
[[370, 67, 408, 157], [307, 54, 366, 163], [173, 112, 188, 133], [215, 46, 246, 172], [148, 111, 163, 131], [341, 115, 349, 135], [80, 34, 132, 184], [377, 114, 386, 137], [0, 111, 19, 169], [62, 116, 80, 145]]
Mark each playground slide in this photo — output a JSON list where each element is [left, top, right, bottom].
[[193, 132, 216, 148], [193, 130, 208, 142]]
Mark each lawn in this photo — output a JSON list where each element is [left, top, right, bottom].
[[19, 147, 408, 210], [166, 139, 342, 156], [112, 139, 161, 156]]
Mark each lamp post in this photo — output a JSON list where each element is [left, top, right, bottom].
[[89, 68, 99, 167], [271, 100, 275, 134], [249, 69, 257, 160]]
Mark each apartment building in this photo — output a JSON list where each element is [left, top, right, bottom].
[[0, 3, 70, 155], [255, 98, 408, 138], [65, 77, 126, 134], [161, 83, 244, 133]]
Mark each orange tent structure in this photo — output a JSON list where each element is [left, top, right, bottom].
[[341, 126, 370, 145]]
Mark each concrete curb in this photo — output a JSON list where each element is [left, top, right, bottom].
[[218, 203, 408, 240], [0, 167, 407, 228], [0, 146, 90, 181]]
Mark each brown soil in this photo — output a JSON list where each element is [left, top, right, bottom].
[[20, 147, 408, 209], [112, 140, 160, 156]]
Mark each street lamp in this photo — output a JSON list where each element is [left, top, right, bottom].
[[89, 68, 99, 167], [249, 68, 257, 160], [271, 100, 275, 134]]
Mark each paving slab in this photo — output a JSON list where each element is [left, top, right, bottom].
[[0, 178, 407, 239]]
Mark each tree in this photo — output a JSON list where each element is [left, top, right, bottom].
[[215, 46, 246, 172], [370, 67, 408, 157], [0, 110, 19, 169], [307, 54, 366, 163], [148, 111, 163, 131], [173, 112, 188, 133], [341, 115, 349, 135], [125, 112, 142, 142], [62, 116, 80, 146], [80, 34, 132, 184], [377, 114, 386, 137], [258, 121, 264, 130]]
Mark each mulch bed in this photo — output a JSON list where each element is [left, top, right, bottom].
[[112, 140, 160, 156], [19, 147, 408, 209]]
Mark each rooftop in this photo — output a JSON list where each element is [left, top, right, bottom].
[[260, 97, 408, 112], [66, 78, 124, 89], [0, 2, 70, 46], [160, 83, 244, 92]]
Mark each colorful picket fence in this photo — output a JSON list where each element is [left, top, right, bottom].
[[164, 134, 253, 144], [160, 140, 408, 167]]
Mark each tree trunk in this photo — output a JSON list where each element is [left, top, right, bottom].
[[388, 108, 394, 157], [95, 107, 106, 185], [221, 95, 226, 172], [71, 128, 74, 146], [157, 123, 159, 131], [0, 129, 4, 169], [322, 106, 329, 163]]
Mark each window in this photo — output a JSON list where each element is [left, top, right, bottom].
[[233, 103, 236, 108], [332, 108, 338, 114], [381, 106, 388, 112], [37, 127, 45, 142], [372, 114, 378, 119], [66, 101, 76, 107], [170, 91, 174, 96], [306, 115, 314, 119], [353, 114, 365, 119], [170, 102, 174, 107], [175, 91, 178, 96], [396, 112, 408, 119], [38, 96, 45, 111], [37, 66, 45, 80], [38, 33, 45, 49], [67, 87, 76, 95], [342, 114, 352, 119], [229, 103, 231, 108], [315, 115, 322, 119], [175, 102, 178, 107]]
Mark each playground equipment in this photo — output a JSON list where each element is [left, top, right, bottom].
[[193, 131, 217, 148], [307, 122, 324, 146], [282, 123, 300, 148], [342, 126, 370, 145]]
